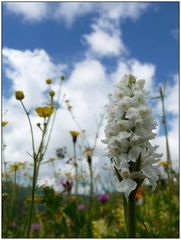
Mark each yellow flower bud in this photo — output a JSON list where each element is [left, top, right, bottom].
[[49, 90, 55, 97], [46, 79, 52, 85], [49, 157, 56, 162], [15, 91, 25, 100], [2, 121, 8, 127], [35, 106, 54, 118]]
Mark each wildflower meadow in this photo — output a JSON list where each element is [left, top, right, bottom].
[[2, 2, 179, 239]]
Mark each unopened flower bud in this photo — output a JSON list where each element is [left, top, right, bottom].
[[46, 79, 52, 85], [49, 90, 55, 97], [15, 91, 25, 100]]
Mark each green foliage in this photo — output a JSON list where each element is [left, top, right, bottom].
[[2, 177, 179, 238]]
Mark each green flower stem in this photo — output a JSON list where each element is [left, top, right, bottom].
[[5, 169, 18, 237], [73, 142, 78, 195], [88, 158, 93, 208], [26, 118, 49, 237], [26, 161, 37, 237], [123, 190, 136, 238], [127, 190, 136, 238], [4, 200, 11, 237], [20, 101, 36, 158], [123, 195, 128, 233], [44, 82, 62, 153]]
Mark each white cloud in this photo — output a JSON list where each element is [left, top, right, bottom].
[[54, 2, 149, 26], [61, 59, 110, 135], [3, 48, 66, 108], [99, 2, 149, 22], [5, 2, 48, 22], [5, 2, 149, 25], [54, 2, 95, 26], [82, 3, 149, 58], [84, 23, 126, 57]]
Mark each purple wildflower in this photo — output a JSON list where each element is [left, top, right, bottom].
[[97, 193, 110, 203], [32, 223, 40, 231], [61, 179, 73, 192], [77, 204, 86, 211]]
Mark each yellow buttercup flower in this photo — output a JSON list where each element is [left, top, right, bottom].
[[2, 121, 8, 127], [15, 91, 25, 100], [35, 106, 54, 118], [46, 79, 52, 85], [159, 160, 169, 167], [69, 130, 80, 143]]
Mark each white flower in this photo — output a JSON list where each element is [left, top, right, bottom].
[[114, 168, 137, 200], [102, 74, 162, 199]]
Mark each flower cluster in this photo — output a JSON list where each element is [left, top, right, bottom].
[[102, 74, 162, 199]]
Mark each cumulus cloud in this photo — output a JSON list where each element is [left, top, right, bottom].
[[82, 3, 149, 58], [54, 2, 95, 26], [4, 2, 149, 25], [83, 22, 126, 58], [53, 2, 150, 26], [5, 2, 48, 22]]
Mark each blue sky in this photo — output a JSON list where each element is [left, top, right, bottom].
[[2, 2, 179, 187]]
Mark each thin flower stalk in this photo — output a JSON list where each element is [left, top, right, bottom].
[[159, 87, 172, 168], [44, 78, 63, 153], [84, 148, 94, 208], [73, 140, 78, 195]]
